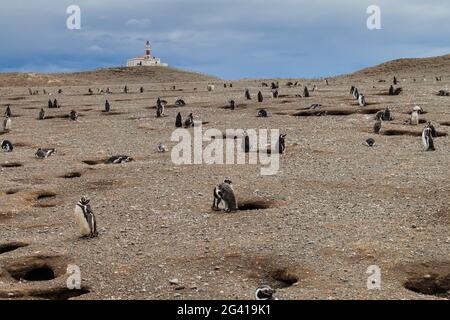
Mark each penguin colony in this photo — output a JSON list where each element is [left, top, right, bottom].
[[1, 71, 448, 300]]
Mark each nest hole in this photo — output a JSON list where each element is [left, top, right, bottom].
[[61, 172, 82, 179], [5, 188, 20, 195], [404, 274, 450, 299], [34, 287, 91, 300], [0, 242, 29, 255], [270, 268, 299, 288], [238, 199, 278, 211], [1, 162, 23, 168]]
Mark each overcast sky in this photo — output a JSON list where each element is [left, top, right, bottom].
[[0, 0, 449, 79]]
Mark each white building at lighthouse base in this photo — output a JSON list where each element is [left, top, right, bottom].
[[126, 41, 168, 67]]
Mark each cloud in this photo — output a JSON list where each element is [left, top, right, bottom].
[[125, 18, 152, 28]]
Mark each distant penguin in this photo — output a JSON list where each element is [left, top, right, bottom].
[[105, 100, 110, 112], [411, 110, 419, 125], [38, 108, 45, 120], [271, 89, 279, 98], [364, 138, 376, 147], [74, 196, 98, 238], [175, 112, 183, 128], [212, 179, 238, 212], [48, 99, 53, 108], [175, 99, 186, 107], [389, 85, 395, 96], [58, 89, 63, 94], [382, 107, 392, 121], [309, 104, 322, 110], [257, 91, 264, 103], [350, 86, 355, 95], [393, 76, 398, 85], [1, 140, 13, 152], [229, 100, 236, 110], [427, 121, 438, 138], [4, 105, 11, 118], [373, 119, 382, 134], [422, 124, 435, 151], [243, 131, 250, 153], [303, 86, 310, 98], [277, 134, 286, 154], [3, 117, 11, 131], [413, 105, 423, 114], [255, 285, 276, 300], [184, 113, 194, 128], [69, 110, 78, 121], [53, 99, 59, 108], [35, 148, 56, 159], [88, 88, 93, 95], [140, 87, 144, 93], [257, 109, 268, 118], [105, 155, 132, 164], [123, 85, 128, 94], [157, 143, 168, 153], [245, 89, 251, 100], [358, 94, 366, 107]]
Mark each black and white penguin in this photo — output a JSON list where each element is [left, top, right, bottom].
[[175, 99, 186, 107], [211, 178, 238, 212], [350, 86, 355, 95], [74, 196, 98, 238], [104, 100, 110, 113], [389, 85, 395, 96], [427, 122, 438, 138], [175, 112, 183, 128], [257, 109, 268, 118], [53, 99, 59, 108], [157, 143, 168, 153], [255, 286, 276, 300], [422, 124, 435, 151], [393, 76, 398, 85], [271, 89, 279, 98], [123, 85, 128, 94], [277, 134, 286, 154], [105, 155, 132, 164], [3, 116, 11, 131], [303, 86, 310, 98], [140, 87, 144, 93], [38, 108, 45, 120], [382, 107, 393, 121], [48, 99, 53, 108], [309, 104, 322, 110], [88, 88, 93, 95], [364, 138, 376, 147], [358, 94, 366, 107], [1, 140, 13, 152], [257, 91, 264, 103], [4, 105, 11, 118], [229, 100, 236, 110], [184, 113, 194, 128], [35, 148, 56, 158], [245, 89, 251, 100], [69, 110, 78, 121], [373, 119, 382, 134]]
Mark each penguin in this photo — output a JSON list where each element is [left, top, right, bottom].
[[123, 85, 128, 94], [245, 89, 251, 100], [422, 125, 435, 151], [393, 87, 403, 95], [382, 107, 392, 121], [212, 179, 238, 212], [353, 88, 359, 100], [257, 109, 268, 118], [271, 89, 279, 98], [373, 119, 382, 134], [53, 99, 59, 108], [175, 99, 186, 107], [1, 140, 13, 152], [411, 110, 419, 125], [262, 83, 268, 87], [257, 91, 264, 103], [105, 155, 132, 164], [104, 100, 110, 113], [364, 138, 376, 147], [303, 86, 310, 98], [277, 134, 286, 154], [69, 110, 78, 121], [175, 112, 183, 128], [413, 105, 423, 114], [58, 89, 63, 94], [350, 86, 355, 95], [4, 105, 11, 118], [48, 99, 53, 108], [73, 196, 98, 238], [140, 87, 144, 93], [389, 85, 395, 96], [242, 131, 250, 153], [3, 116, 11, 131], [38, 108, 45, 120], [310, 104, 322, 110], [393, 76, 398, 85], [229, 100, 236, 110], [184, 113, 194, 128], [157, 143, 168, 153], [35, 148, 56, 158], [358, 94, 366, 107], [255, 285, 276, 300], [427, 122, 438, 138], [156, 104, 164, 118], [88, 88, 93, 95], [28, 88, 33, 96]]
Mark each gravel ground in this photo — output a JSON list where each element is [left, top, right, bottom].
[[0, 62, 449, 300]]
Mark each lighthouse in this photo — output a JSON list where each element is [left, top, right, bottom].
[[126, 41, 168, 67]]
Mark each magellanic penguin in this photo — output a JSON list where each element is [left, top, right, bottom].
[[38, 108, 45, 120], [303, 86, 310, 98], [255, 285, 277, 300], [184, 113, 194, 128], [276, 134, 287, 154], [257, 91, 264, 103], [105, 100, 110, 112], [157, 143, 168, 153], [3, 116, 11, 131], [410, 110, 419, 125], [212, 179, 238, 212], [422, 124, 435, 151], [35, 148, 56, 159], [245, 89, 251, 100], [105, 155, 132, 164], [74, 196, 98, 238], [69, 110, 78, 121], [175, 99, 186, 107], [175, 112, 183, 128], [257, 109, 268, 118], [1, 140, 13, 152], [4, 105, 11, 118], [358, 94, 366, 107]]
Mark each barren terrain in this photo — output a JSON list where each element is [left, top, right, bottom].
[[0, 59, 449, 300]]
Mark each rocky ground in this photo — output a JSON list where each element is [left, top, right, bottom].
[[0, 59, 449, 300]]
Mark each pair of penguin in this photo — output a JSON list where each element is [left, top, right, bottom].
[[212, 178, 238, 212], [241, 132, 286, 155], [48, 99, 59, 108]]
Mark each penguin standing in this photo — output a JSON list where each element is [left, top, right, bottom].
[[257, 91, 264, 103], [212, 179, 238, 212], [175, 112, 183, 128], [105, 100, 110, 113], [229, 100, 236, 110], [38, 108, 45, 120], [53, 99, 59, 108], [389, 85, 395, 96], [184, 113, 194, 128], [1, 140, 13, 152], [48, 99, 53, 108], [303, 86, 310, 98], [3, 116, 11, 131], [411, 110, 419, 125], [393, 76, 398, 85], [4, 105, 11, 118], [243, 131, 250, 153], [358, 94, 366, 107], [373, 119, 382, 134], [382, 107, 393, 121], [140, 87, 144, 93], [73, 196, 98, 238], [277, 134, 286, 154], [245, 89, 251, 100], [422, 124, 435, 151]]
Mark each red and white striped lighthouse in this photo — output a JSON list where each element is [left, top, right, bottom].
[[145, 41, 152, 58]]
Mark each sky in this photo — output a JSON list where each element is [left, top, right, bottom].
[[0, 0, 449, 79]]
